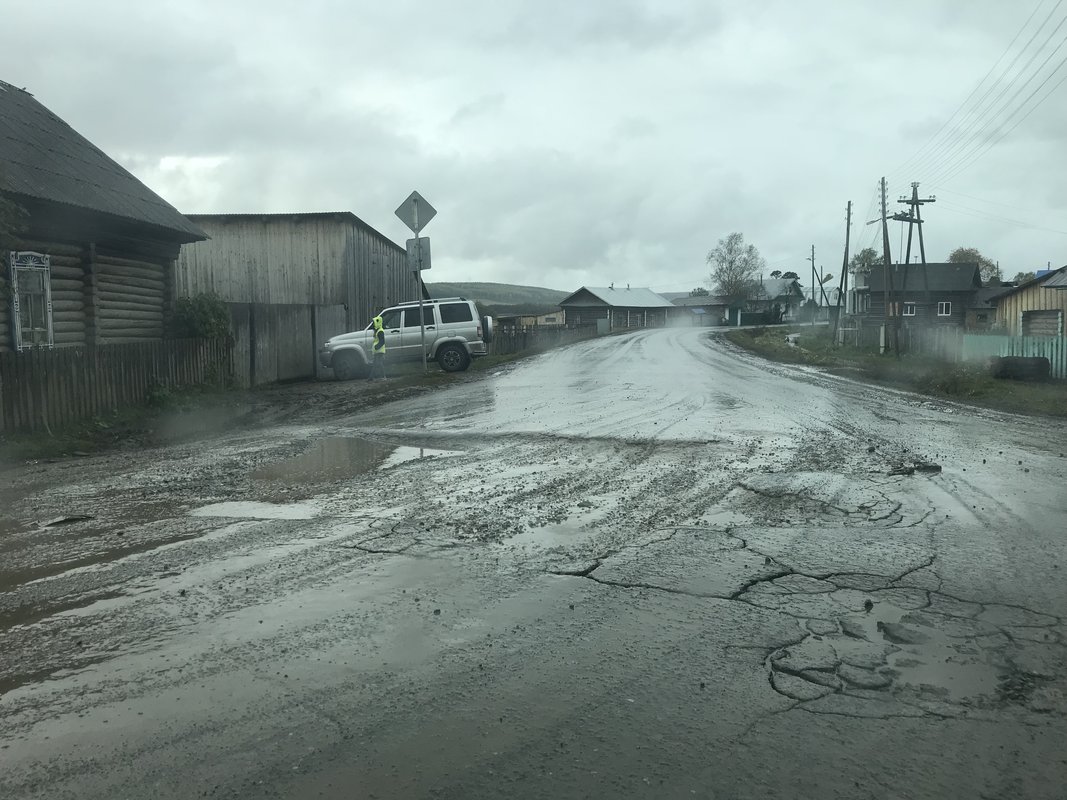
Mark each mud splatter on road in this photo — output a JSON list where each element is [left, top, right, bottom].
[[1, 329, 1065, 799]]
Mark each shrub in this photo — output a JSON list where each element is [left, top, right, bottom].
[[171, 293, 230, 339]]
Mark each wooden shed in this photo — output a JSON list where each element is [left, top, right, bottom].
[[559, 286, 674, 330], [990, 266, 1067, 336], [0, 80, 207, 352], [175, 213, 413, 385]]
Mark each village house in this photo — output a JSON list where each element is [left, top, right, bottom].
[[989, 266, 1067, 336], [667, 294, 729, 326], [559, 286, 674, 331], [855, 262, 982, 326], [0, 80, 207, 353], [0, 80, 222, 433]]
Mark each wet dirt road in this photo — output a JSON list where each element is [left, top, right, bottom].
[[2, 329, 1066, 799]]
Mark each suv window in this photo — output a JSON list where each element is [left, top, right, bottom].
[[379, 309, 402, 329], [403, 307, 435, 327], [440, 303, 474, 324]]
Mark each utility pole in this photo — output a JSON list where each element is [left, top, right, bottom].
[[894, 182, 936, 322], [879, 177, 898, 356], [832, 200, 851, 340], [809, 244, 816, 327]]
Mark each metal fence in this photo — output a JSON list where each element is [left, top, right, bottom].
[[901, 326, 1067, 379], [0, 338, 233, 434]]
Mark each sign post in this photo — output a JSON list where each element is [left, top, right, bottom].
[[394, 191, 437, 372]]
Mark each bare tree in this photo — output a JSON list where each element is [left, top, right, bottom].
[[707, 232, 765, 306]]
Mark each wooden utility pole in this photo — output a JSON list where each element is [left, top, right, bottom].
[[809, 244, 816, 327], [832, 200, 851, 340], [894, 183, 936, 325], [879, 177, 898, 356]]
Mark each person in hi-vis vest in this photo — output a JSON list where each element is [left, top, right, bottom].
[[369, 315, 387, 380]]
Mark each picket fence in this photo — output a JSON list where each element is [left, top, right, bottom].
[[0, 338, 232, 434]]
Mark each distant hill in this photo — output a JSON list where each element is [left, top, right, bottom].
[[426, 282, 569, 309]]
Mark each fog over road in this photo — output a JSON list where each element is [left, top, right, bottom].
[[2, 329, 1065, 799]]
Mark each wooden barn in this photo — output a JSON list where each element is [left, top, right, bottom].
[[0, 80, 207, 352], [559, 286, 673, 331], [175, 213, 413, 385]]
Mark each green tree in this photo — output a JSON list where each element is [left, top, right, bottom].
[[689, 287, 709, 297], [848, 247, 880, 273], [948, 247, 1000, 284], [171, 293, 231, 339], [1012, 271, 1036, 284], [707, 232, 765, 306]]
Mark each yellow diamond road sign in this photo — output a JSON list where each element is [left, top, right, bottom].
[[394, 191, 437, 234]]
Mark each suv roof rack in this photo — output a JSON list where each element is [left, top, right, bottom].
[[396, 297, 467, 305]]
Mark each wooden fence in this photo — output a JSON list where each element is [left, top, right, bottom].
[[491, 326, 598, 356], [0, 338, 233, 434]]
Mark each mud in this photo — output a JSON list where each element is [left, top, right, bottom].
[[1, 329, 1065, 799]]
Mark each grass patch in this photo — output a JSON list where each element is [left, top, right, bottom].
[[727, 326, 1067, 418]]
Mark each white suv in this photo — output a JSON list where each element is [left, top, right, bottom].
[[320, 298, 493, 379]]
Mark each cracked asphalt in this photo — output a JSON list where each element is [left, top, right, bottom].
[[1, 328, 1066, 799]]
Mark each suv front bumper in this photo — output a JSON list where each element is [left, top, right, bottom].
[[319, 349, 334, 368]]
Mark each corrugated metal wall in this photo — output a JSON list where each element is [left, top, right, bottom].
[[995, 283, 1067, 336]]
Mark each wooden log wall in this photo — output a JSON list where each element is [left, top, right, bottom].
[[2, 240, 173, 350], [93, 250, 166, 343], [0, 264, 9, 352]]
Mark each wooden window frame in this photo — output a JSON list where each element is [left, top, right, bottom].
[[937, 301, 952, 317], [9, 251, 54, 351], [902, 302, 916, 316]]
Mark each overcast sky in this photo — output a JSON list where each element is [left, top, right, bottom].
[[6, 0, 1067, 292]]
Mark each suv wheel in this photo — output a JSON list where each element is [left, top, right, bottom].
[[437, 343, 471, 372], [333, 351, 364, 380]]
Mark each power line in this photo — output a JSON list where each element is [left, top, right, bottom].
[[889, 0, 1051, 178], [891, 1, 1065, 183], [934, 56, 1067, 183], [921, 23, 1067, 184], [937, 199, 1067, 235]]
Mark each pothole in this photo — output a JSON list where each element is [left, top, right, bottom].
[[253, 437, 461, 483]]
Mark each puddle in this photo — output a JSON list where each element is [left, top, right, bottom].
[[0, 531, 207, 590], [830, 604, 1002, 702], [253, 437, 460, 482], [190, 501, 320, 520], [509, 523, 598, 549]]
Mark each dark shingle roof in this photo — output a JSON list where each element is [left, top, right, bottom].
[[867, 263, 981, 293], [989, 265, 1067, 297], [0, 81, 205, 242]]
